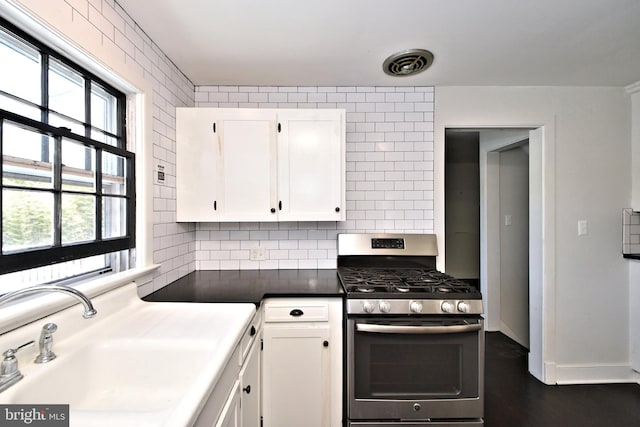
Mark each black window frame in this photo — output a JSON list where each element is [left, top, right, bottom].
[[0, 17, 135, 275]]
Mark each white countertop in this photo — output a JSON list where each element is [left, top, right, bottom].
[[0, 281, 256, 427]]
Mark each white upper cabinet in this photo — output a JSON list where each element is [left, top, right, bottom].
[[176, 108, 345, 222], [176, 108, 221, 222], [277, 110, 345, 221], [217, 109, 277, 222]]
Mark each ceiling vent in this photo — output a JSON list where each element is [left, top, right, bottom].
[[383, 49, 434, 77]]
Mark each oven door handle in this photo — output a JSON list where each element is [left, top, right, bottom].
[[355, 322, 482, 334]]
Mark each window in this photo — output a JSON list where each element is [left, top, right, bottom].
[[0, 18, 134, 291]]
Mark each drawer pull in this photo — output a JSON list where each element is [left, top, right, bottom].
[[323, 340, 329, 347], [289, 309, 304, 317], [249, 325, 256, 336], [243, 385, 251, 394]]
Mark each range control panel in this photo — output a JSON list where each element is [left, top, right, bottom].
[[371, 238, 405, 249]]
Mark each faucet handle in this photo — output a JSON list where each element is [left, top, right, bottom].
[[1, 340, 34, 376], [0, 340, 34, 393], [3, 340, 35, 359]]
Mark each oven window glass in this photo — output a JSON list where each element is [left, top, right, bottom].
[[353, 321, 479, 400]]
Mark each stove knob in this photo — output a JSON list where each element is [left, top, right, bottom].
[[457, 301, 470, 313], [362, 301, 376, 313], [409, 301, 423, 313], [379, 300, 391, 313], [441, 301, 455, 313]]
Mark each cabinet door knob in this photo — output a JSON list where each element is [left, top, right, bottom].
[[289, 309, 304, 317], [323, 340, 329, 347], [250, 325, 256, 336], [335, 207, 340, 212], [243, 385, 251, 394], [270, 208, 276, 213]]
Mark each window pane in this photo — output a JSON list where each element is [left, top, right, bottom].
[[49, 112, 84, 135], [62, 139, 95, 192], [102, 152, 126, 195], [48, 58, 84, 122], [0, 95, 40, 120], [2, 189, 53, 252], [2, 122, 54, 189], [91, 83, 117, 135], [102, 196, 126, 239], [90, 128, 118, 147], [61, 193, 95, 244], [0, 28, 41, 105]]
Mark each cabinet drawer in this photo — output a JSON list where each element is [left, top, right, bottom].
[[264, 301, 329, 322]]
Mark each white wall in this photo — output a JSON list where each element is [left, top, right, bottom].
[[4, 0, 196, 294], [193, 86, 435, 270], [629, 85, 640, 375], [499, 145, 529, 348], [436, 86, 632, 384]]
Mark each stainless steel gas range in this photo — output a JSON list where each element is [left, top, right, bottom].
[[337, 233, 484, 427]]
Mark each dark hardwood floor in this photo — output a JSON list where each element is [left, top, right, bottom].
[[485, 332, 640, 427]]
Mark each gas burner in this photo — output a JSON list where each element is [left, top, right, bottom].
[[337, 267, 479, 297]]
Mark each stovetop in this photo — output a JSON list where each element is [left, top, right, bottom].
[[336, 233, 483, 315], [338, 267, 481, 298]]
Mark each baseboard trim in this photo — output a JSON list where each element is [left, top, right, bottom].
[[555, 363, 639, 385]]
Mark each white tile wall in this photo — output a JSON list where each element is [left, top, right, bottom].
[[193, 86, 435, 270], [623, 208, 640, 254], [51, 0, 198, 290]]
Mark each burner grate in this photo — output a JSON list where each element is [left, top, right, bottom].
[[338, 267, 477, 295]]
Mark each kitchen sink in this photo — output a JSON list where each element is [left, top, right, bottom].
[[0, 282, 257, 427], [8, 339, 210, 412]]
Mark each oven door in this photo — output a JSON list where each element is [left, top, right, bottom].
[[348, 317, 484, 422]]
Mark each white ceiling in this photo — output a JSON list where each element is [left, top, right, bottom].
[[116, 0, 640, 87]]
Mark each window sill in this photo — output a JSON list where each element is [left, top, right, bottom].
[[0, 264, 160, 334]]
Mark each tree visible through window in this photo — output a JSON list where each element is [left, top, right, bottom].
[[0, 18, 135, 292]]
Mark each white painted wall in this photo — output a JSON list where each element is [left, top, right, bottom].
[[436, 86, 632, 384], [499, 145, 529, 348], [629, 84, 640, 375]]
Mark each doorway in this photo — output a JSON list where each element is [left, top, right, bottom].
[[445, 128, 536, 350]]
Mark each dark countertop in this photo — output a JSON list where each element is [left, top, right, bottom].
[[143, 269, 345, 305], [624, 254, 640, 260]]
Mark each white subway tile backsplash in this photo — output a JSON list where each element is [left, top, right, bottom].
[[182, 84, 435, 270]]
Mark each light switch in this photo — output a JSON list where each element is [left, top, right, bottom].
[[578, 220, 588, 236], [504, 215, 512, 226]]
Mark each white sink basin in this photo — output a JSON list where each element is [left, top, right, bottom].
[[0, 282, 256, 427], [10, 339, 210, 412]]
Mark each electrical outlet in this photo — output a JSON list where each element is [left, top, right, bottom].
[[250, 248, 266, 261]]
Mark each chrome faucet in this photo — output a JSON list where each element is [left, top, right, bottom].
[[0, 284, 97, 319]]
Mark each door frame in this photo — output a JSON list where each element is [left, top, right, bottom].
[[436, 121, 556, 385]]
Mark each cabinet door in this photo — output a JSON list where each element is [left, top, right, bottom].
[[216, 109, 278, 221], [176, 108, 221, 222], [277, 109, 345, 221], [215, 380, 240, 427], [262, 324, 332, 427], [239, 336, 261, 427]]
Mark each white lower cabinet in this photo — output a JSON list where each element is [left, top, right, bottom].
[[239, 338, 261, 427], [195, 312, 262, 427], [215, 381, 241, 427], [261, 298, 343, 427]]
